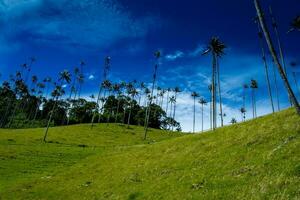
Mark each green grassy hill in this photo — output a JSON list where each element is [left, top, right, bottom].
[[0, 109, 299, 199]]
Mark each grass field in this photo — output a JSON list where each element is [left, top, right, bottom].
[[0, 109, 299, 199]]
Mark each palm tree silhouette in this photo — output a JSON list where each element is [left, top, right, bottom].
[[230, 118, 237, 124], [191, 92, 200, 133], [240, 107, 246, 122], [290, 62, 300, 98], [254, 0, 300, 115], [256, 22, 274, 113], [271, 59, 280, 111], [165, 88, 171, 115], [202, 37, 226, 130], [199, 98, 207, 133], [91, 56, 111, 128], [127, 88, 138, 128], [250, 79, 258, 119], [43, 70, 71, 142], [144, 51, 161, 140], [169, 96, 176, 129], [172, 86, 181, 131], [287, 16, 300, 33]]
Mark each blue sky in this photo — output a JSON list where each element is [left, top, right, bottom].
[[0, 0, 299, 131]]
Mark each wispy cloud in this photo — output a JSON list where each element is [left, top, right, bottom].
[[165, 51, 184, 61], [0, 0, 160, 51]]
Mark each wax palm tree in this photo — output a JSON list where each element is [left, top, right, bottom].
[[165, 88, 171, 114], [32, 82, 45, 121], [91, 56, 111, 128], [127, 88, 138, 128], [198, 98, 207, 133], [191, 92, 200, 133], [256, 22, 275, 113], [78, 61, 85, 98], [202, 37, 226, 130], [138, 82, 146, 106], [169, 96, 176, 130], [43, 77, 52, 99], [254, 0, 300, 115], [43, 70, 71, 142], [230, 118, 237, 124], [240, 107, 246, 122], [208, 84, 212, 130], [290, 62, 300, 98], [243, 84, 248, 109], [269, 7, 288, 76], [172, 87, 181, 129], [113, 83, 122, 123], [250, 79, 258, 119], [271, 59, 280, 111], [144, 51, 161, 140], [287, 16, 300, 33]]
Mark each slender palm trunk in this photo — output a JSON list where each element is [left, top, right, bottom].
[[257, 23, 275, 113], [269, 6, 292, 106], [165, 91, 169, 114], [252, 89, 255, 119], [292, 72, 300, 99], [91, 86, 103, 129], [212, 53, 217, 130], [115, 96, 121, 123], [98, 90, 107, 123], [272, 61, 280, 111], [172, 93, 178, 131], [127, 99, 133, 128], [216, 60, 223, 126], [43, 97, 58, 142], [209, 96, 212, 130], [144, 63, 158, 140], [201, 103, 204, 133], [193, 97, 196, 133], [254, 0, 300, 115]]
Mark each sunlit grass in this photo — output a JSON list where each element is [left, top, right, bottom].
[[0, 109, 299, 199]]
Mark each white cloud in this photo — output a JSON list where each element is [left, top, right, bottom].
[[0, 0, 159, 51], [88, 74, 95, 80], [165, 51, 184, 61]]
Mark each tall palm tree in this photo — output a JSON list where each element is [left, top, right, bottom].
[[91, 56, 111, 128], [250, 79, 258, 119], [240, 107, 246, 122], [165, 88, 171, 115], [43, 70, 71, 142], [271, 59, 280, 111], [230, 118, 237, 124], [216, 59, 224, 127], [99, 80, 111, 123], [254, 0, 300, 115], [208, 84, 212, 130], [144, 51, 161, 140], [202, 37, 226, 130], [287, 16, 300, 33], [127, 88, 138, 128], [198, 98, 207, 133], [169, 96, 176, 130], [172, 87, 181, 130], [269, 7, 288, 76], [78, 61, 85, 98], [32, 82, 45, 121], [290, 62, 300, 98], [191, 92, 200, 133], [256, 22, 275, 113]]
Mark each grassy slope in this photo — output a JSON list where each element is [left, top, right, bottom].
[[1, 109, 300, 199]]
